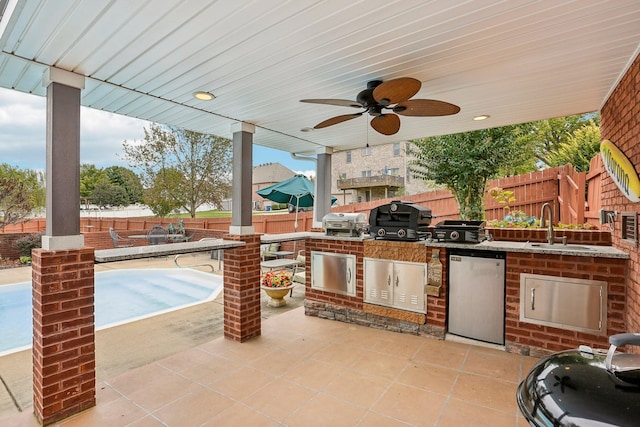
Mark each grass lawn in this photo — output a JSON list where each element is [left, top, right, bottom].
[[167, 208, 291, 218]]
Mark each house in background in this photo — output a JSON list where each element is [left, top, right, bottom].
[[332, 141, 437, 205], [252, 162, 296, 210]]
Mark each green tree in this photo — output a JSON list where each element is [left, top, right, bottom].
[[408, 126, 529, 220], [91, 181, 129, 208], [546, 120, 601, 172], [80, 164, 106, 199], [143, 168, 185, 217], [122, 123, 232, 218], [103, 165, 143, 204], [521, 113, 599, 167], [0, 164, 44, 230]]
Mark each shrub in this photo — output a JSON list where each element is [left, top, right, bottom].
[[15, 233, 43, 257]]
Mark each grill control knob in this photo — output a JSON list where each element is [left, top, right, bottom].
[[377, 228, 386, 237], [450, 230, 460, 240], [397, 229, 406, 238]]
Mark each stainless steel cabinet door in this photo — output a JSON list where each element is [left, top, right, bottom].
[[311, 251, 356, 296], [392, 260, 427, 313], [520, 274, 606, 334], [448, 254, 505, 344], [363, 258, 394, 306], [364, 258, 427, 314]]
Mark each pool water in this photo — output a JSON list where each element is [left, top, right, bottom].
[[0, 268, 223, 355]]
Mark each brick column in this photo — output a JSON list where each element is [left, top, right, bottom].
[[223, 234, 261, 342], [32, 248, 96, 425]]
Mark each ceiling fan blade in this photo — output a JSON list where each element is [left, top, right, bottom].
[[372, 77, 421, 106], [370, 114, 400, 135], [393, 99, 461, 116], [314, 113, 363, 129], [300, 99, 363, 108]]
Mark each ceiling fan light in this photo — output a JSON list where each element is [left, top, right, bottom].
[[473, 114, 490, 121], [193, 91, 215, 101]]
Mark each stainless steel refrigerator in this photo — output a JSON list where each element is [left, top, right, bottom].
[[448, 250, 506, 345]]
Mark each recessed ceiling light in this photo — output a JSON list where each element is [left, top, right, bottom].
[[473, 115, 490, 121], [193, 91, 215, 101]]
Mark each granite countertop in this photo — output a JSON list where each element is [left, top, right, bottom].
[[95, 238, 245, 262], [424, 239, 630, 259], [271, 232, 373, 242]]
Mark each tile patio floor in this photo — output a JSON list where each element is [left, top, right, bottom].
[[4, 304, 536, 426]]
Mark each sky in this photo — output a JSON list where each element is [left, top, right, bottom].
[[0, 87, 315, 177]]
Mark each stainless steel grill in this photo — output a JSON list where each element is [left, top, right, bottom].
[[322, 213, 368, 237]]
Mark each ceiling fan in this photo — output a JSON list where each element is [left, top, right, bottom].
[[300, 77, 460, 136]]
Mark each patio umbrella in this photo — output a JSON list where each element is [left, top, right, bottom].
[[257, 174, 335, 232]]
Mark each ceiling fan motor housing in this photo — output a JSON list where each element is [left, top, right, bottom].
[[357, 80, 384, 115]]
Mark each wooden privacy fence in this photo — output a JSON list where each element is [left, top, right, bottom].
[[2, 161, 605, 235]]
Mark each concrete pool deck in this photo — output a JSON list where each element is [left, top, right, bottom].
[[0, 253, 306, 420]]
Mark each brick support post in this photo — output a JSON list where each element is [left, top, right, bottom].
[[222, 234, 261, 341], [31, 248, 96, 425]]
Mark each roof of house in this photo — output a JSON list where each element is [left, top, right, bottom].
[[253, 163, 295, 185]]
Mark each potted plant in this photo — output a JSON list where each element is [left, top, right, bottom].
[[261, 270, 294, 307]]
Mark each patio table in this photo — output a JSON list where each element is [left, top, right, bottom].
[[260, 258, 301, 271]]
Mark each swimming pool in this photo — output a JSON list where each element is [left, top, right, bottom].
[[0, 268, 223, 355]]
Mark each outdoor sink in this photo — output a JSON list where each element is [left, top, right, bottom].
[[525, 242, 594, 251]]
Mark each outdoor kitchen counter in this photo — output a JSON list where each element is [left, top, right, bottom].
[[423, 239, 629, 259], [262, 232, 373, 243]]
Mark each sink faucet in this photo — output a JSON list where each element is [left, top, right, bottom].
[[540, 203, 567, 245]]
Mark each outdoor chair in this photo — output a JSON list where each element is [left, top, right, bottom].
[[109, 227, 133, 248], [260, 243, 280, 261], [170, 232, 194, 243], [291, 250, 306, 296], [146, 225, 168, 245]]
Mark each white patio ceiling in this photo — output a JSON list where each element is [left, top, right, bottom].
[[0, 0, 639, 156]]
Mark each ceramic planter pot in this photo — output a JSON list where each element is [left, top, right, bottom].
[[261, 284, 294, 307]]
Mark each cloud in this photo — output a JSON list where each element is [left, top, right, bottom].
[[0, 88, 149, 169], [0, 88, 315, 174], [294, 169, 316, 179]]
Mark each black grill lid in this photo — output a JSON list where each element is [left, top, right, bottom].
[[518, 334, 640, 427]]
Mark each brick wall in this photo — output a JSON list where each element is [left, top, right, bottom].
[[304, 238, 447, 338], [31, 247, 96, 425], [600, 52, 640, 336], [304, 238, 364, 308], [0, 232, 32, 260], [505, 252, 627, 357], [222, 234, 261, 342]]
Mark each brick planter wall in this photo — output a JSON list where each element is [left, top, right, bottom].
[[504, 252, 627, 357], [31, 247, 96, 425], [488, 228, 612, 245]]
